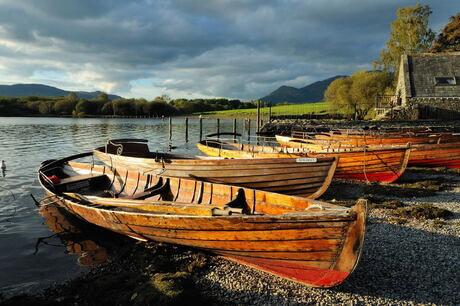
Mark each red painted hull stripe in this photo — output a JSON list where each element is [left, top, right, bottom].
[[334, 171, 402, 182], [409, 159, 460, 168], [224, 255, 350, 288]]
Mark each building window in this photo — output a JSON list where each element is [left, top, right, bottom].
[[435, 77, 457, 85]]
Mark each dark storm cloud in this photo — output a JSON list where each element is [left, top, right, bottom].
[[0, 0, 457, 99]]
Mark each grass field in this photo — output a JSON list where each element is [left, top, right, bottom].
[[197, 102, 330, 118]]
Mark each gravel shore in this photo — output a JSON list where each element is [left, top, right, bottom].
[[195, 168, 460, 306], [1, 168, 458, 306]]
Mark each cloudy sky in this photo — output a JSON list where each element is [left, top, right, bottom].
[[0, 0, 457, 100]]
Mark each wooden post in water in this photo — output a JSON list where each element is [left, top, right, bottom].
[[185, 118, 189, 142], [199, 117, 203, 141], [232, 118, 237, 143], [216, 118, 220, 137], [257, 100, 261, 133], [269, 102, 272, 122], [169, 117, 172, 140], [247, 118, 251, 141]]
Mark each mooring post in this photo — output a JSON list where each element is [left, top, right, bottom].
[[257, 100, 261, 133], [169, 117, 172, 140], [216, 118, 220, 138], [269, 102, 272, 122], [232, 118, 237, 142], [247, 118, 251, 141], [185, 118, 189, 142], [199, 117, 203, 141]]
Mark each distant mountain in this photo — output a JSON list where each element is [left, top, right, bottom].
[[259, 75, 347, 104], [0, 84, 122, 100]]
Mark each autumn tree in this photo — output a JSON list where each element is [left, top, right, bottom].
[[326, 77, 353, 116], [326, 71, 393, 120], [430, 12, 460, 52], [373, 3, 435, 73]]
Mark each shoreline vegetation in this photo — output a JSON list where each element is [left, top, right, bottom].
[[0, 94, 330, 119], [0, 94, 257, 118]]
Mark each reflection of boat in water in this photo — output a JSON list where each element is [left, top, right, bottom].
[[38, 202, 116, 267]]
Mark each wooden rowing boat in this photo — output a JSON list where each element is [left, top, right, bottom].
[[37, 153, 367, 288], [93, 139, 338, 198], [278, 131, 460, 169], [276, 131, 460, 147], [408, 141, 460, 168], [197, 136, 411, 183]]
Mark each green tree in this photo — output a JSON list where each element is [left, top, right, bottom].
[[25, 101, 41, 114], [326, 71, 393, 120], [430, 13, 460, 52], [53, 98, 77, 115], [54, 94, 76, 116], [112, 99, 134, 116], [154, 94, 172, 103], [101, 101, 114, 115], [133, 99, 148, 116], [66, 92, 78, 102], [38, 101, 54, 115], [144, 101, 175, 116], [326, 77, 353, 116], [373, 3, 435, 73], [74, 99, 94, 116]]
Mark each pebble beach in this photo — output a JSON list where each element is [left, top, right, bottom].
[[195, 167, 460, 305], [2, 120, 460, 305]]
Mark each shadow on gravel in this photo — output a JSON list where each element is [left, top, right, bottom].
[[195, 221, 460, 306], [335, 221, 460, 305], [321, 167, 460, 204]]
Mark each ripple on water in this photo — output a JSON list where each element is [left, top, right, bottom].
[[0, 116, 247, 296]]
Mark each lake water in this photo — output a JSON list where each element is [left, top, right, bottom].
[[0, 117, 251, 297]]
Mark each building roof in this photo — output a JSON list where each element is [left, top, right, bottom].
[[401, 52, 460, 98]]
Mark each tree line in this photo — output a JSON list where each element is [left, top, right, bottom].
[[0, 92, 260, 117], [325, 6, 459, 120]]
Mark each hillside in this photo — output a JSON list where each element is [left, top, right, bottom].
[[0, 84, 122, 100], [259, 75, 346, 104]]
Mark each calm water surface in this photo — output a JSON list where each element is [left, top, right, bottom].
[[0, 117, 249, 296]]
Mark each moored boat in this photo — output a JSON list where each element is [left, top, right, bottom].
[[37, 153, 367, 288], [198, 135, 411, 183], [93, 139, 338, 198], [408, 141, 460, 168], [277, 132, 460, 169], [276, 131, 460, 147]]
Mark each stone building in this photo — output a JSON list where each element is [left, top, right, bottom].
[[376, 52, 460, 120]]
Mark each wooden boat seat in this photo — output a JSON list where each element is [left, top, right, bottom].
[[104, 141, 150, 157], [124, 178, 170, 200], [56, 173, 109, 193]]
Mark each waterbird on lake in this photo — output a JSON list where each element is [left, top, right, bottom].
[[1, 160, 5, 177]]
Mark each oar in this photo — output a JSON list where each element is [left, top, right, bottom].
[[63, 193, 243, 216]]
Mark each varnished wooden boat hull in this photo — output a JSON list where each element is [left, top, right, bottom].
[[197, 141, 410, 183], [38, 157, 367, 288], [276, 134, 445, 147], [94, 145, 338, 199], [409, 142, 460, 168], [278, 135, 460, 169]]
